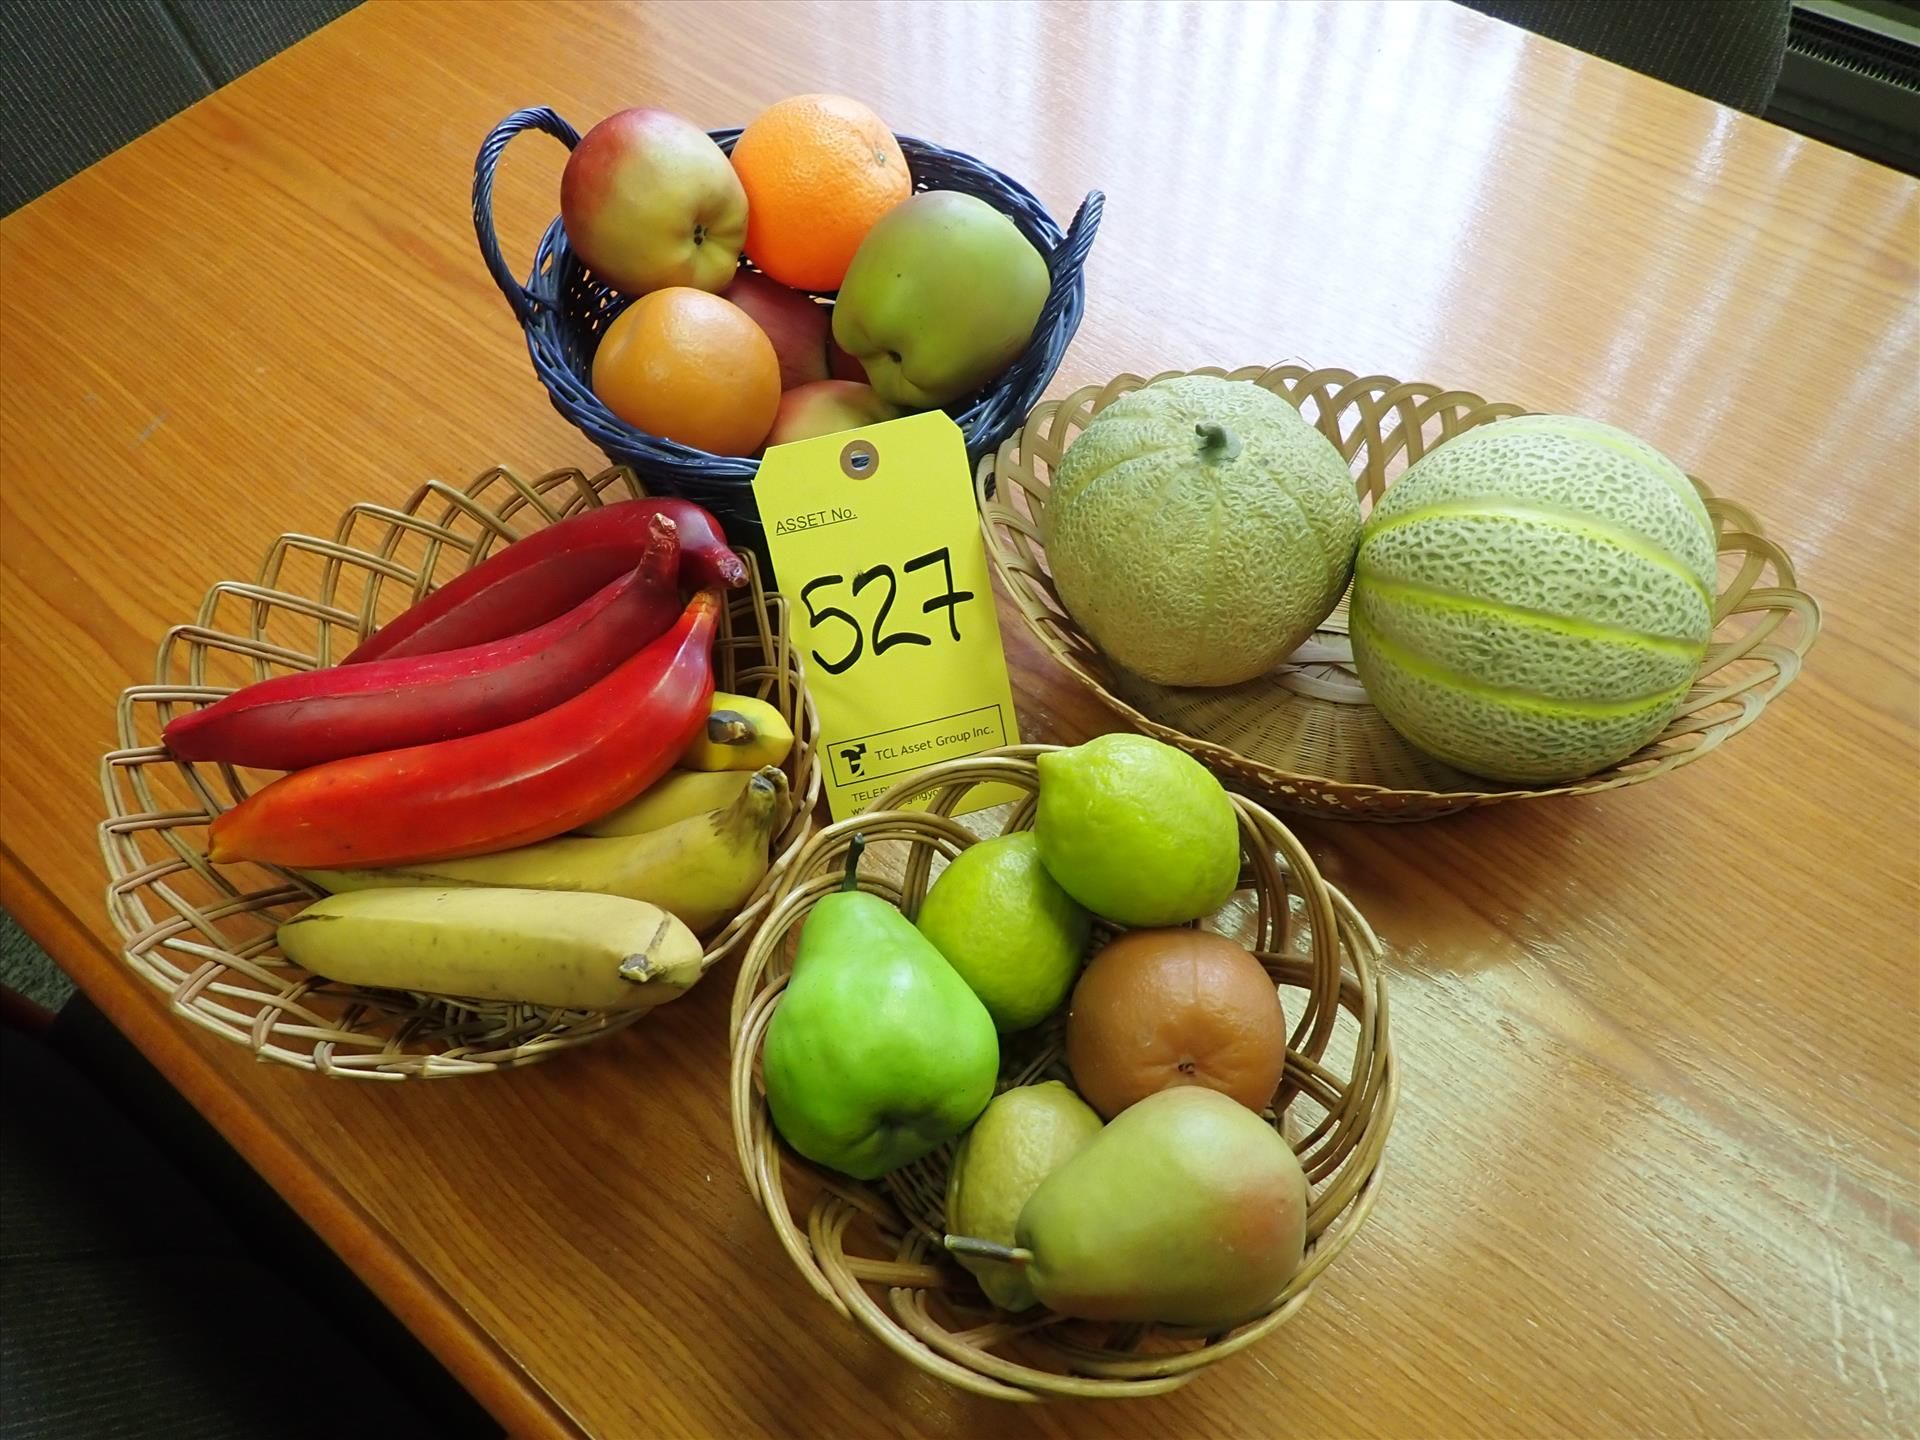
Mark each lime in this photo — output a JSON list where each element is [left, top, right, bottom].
[[916, 833, 1090, 1032], [1033, 734, 1240, 926]]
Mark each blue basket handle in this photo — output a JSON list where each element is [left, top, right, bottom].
[[473, 107, 581, 327], [1033, 190, 1103, 335], [1054, 191, 1103, 273]]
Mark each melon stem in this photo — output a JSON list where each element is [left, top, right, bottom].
[[1195, 422, 1242, 462], [944, 1235, 1033, 1267]]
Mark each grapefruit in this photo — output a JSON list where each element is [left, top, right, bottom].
[[1065, 929, 1288, 1120]]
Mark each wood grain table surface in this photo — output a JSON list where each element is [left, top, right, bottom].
[[3, 2, 1916, 1436]]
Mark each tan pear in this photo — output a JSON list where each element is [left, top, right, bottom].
[[946, 1087, 1308, 1330], [945, 1083, 1103, 1311]]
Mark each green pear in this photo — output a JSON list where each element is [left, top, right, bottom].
[[945, 1082, 1103, 1311], [762, 836, 999, 1180], [831, 192, 1050, 409], [946, 1087, 1308, 1330]]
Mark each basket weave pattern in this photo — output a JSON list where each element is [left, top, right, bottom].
[[473, 107, 1103, 539], [728, 749, 1395, 1400], [98, 465, 821, 1079], [980, 364, 1821, 821]]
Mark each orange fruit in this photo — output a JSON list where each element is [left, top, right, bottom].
[[730, 94, 912, 292], [1065, 929, 1288, 1120], [590, 287, 780, 456]]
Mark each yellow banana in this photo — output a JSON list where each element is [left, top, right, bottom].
[[577, 767, 755, 837], [681, 691, 794, 771], [300, 768, 786, 934], [276, 887, 702, 1012]]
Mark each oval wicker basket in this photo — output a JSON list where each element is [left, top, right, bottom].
[[979, 364, 1822, 822], [97, 463, 823, 1079], [728, 747, 1395, 1401], [473, 107, 1103, 541]]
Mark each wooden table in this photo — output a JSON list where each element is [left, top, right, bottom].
[[3, 2, 1915, 1435]]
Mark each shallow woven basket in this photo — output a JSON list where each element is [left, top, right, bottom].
[[981, 364, 1821, 821], [729, 747, 1395, 1400], [98, 464, 822, 1079], [474, 107, 1102, 541]]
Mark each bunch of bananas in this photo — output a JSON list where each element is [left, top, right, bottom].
[[176, 495, 804, 1018], [281, 759, 790, 1012]]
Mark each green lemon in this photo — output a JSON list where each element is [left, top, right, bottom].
[[1033, 733, 1240, 926], [916, 833, 1091, 1032], [945, 1082, 1104, 1311]]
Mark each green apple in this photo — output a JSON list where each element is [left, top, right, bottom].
[[832, 193, 1049, 409]]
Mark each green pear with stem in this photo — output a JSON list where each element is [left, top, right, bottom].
[[944, 1087, 1309, 1329], [763, 835, 999, 1181]]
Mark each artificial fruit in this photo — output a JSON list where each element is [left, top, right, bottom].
[[278, 887, 704, 1012], [344, 497, 743, 664], [1033, 733, 1240, 927], [946, 1087, 1309, 1330], [209, 590, 721, 869], [299, 767, 785, 934], [576, 767, 759, 838], [167, 522, 680, 770], [681, 691, 794, 771], [721, 269, 833, 391], [560, 108, 748, 296], [761, 837, 998, 1180], [766, 380, 903, 447], [832, 191, 1049, 408], [945, 1083, 1102, 1311]]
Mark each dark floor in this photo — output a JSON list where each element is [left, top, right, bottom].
[[0, 987, 498, 1438]]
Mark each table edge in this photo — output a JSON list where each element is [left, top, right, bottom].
[[0, 841, 586, 1440]]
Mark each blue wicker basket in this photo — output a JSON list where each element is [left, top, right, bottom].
[[473, 107, 1102, 541]]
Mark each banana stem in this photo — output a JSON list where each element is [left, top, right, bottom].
[[841, 833, 867, 892], [1195, 422, 1242, 463], [944, 1235, 1033, 1267], [707, 711, 755, 745]]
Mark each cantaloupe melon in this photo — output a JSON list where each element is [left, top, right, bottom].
[[1043, 376, 1363, 687], [1348, 415, 1718, 783]]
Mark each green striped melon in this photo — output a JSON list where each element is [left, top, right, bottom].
[[1349, 415, 1718, 783]]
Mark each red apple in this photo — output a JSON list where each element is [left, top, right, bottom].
[[560, 109, 747, 297], [827, 337, 869, 384], [767, 380, 905, 447], [722, 270, 831, 391]]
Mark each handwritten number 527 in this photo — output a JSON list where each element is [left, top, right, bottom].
[[800, 547, 974, 676]]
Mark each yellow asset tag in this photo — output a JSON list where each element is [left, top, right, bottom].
[[754, 410, 1021, 821]]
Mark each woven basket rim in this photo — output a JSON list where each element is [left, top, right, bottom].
[[727, 745, 1396, 1400], [978, 364, 1822, 820], [472, 106, 1103, 534], [96, 463, 822, 1079]]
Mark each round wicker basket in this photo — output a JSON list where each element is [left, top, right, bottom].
[[473, 107, 1102, 541], [729, 747, 1395, 1401], [98, 463, 822, 1079], [980, 364, 1821, 821]]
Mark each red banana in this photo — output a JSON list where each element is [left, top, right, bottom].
[[345, 497, 744, 664], [209, 588, 722, 869], [165, 515, 682, 771]]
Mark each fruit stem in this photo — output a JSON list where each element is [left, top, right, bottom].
[[1195, 422, 1242, 463], [840, 833, 867, 892], [943, 1235, 1033, 1267]]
